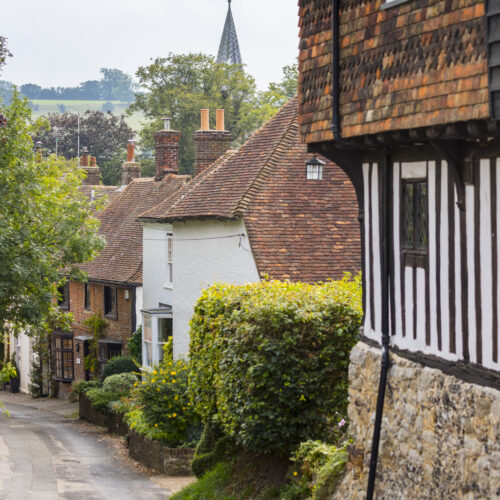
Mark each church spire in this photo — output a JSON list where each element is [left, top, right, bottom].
[[217, 0, 242, 65]]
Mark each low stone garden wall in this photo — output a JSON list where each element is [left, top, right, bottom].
[[335, 341, 500, 500], [79, 394, 194, 475]]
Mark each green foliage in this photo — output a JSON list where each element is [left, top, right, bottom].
[[83, 312, 107, 379], [0, 361, 17, 383], [101, 356, 137, 381], [0, 93, 104, 336], [28, 330, 51, 398], [71, 379, 101, 396], [86, 372, 136, 412], [126, 357, 200, 447], [170, 462, 235, 500], [127, 327, 142, 363], [191, 435, 234, 479], [289, 440, 349, 499], [130, 53, 298, 175], [189, 275, 362, 455], [33, 110, 133, 185]]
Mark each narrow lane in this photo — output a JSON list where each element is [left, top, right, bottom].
[[0, 401, 170, 500]]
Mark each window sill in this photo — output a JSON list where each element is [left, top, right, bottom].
[[163, 283, 173, 290], [104, 314, 118, 321], [381, 0, 412, 9], [54, 377, 73, 383]]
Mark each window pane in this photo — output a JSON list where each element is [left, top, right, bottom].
[[104, 286, 116, 317], [158, 318, 173, 343], [403, 183, 414, 248], [84, 284, 91, 310], [63, 339, 73, 350], [415, 182, 428, 249]]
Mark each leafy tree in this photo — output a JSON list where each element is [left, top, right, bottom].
[[0, 36, 12, 75], [130, 53, 259, 174], [0, 92, 104, 337], [130, 54, 298, 175], [34, 111, 133, 185], [20, 83, 42, 99], [79, 80, 102, 100], [100, 67, 136, 101], [0, 80, 14, 105]]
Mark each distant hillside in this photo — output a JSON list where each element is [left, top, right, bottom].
[[30, 99, 144, 132]]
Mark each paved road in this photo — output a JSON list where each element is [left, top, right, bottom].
[[0, 394, 170, 500]]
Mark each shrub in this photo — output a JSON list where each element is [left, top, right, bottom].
[[127, 357, 201, 447], [86, 372, 136, 412], [289, 440, 349, 499], [101, 355, 137, 381], [71, 379, 101, 396], [189, 275, 362, 456], [127, 326, 142, 363]]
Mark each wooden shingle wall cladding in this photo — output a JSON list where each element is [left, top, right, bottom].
[[298, 0, 489, 144]]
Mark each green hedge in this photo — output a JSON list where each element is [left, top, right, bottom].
[[189, 275, 361, 456], [101, 356, 137, 381]]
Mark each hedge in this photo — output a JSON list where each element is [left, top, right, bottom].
[[188, 275, 362, 456]]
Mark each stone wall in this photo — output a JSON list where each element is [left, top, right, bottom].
[[335, 341, 500, 500]]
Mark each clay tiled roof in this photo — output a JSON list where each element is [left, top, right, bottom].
[[142, 97, 360, 282], [80, 175, 189, 285], [298, 0, 488, 143], [79, 185, 122, 205]]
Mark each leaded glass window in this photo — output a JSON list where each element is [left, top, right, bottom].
[[402, 179, 428, 260]]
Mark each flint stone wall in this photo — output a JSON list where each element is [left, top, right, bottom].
[[334, 341, 500, 500]]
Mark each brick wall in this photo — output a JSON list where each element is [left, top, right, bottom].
[[154, 130, 181, 178], [68, 281, 135, 382], [82, 166, 101, 185], [194, 130, 232, 176]]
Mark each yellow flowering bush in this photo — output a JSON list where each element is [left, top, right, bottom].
[[126, 356, 200, 447]]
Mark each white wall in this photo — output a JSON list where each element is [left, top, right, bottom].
[[142, 223, 174, 309], [8, 330, 32, 394], [172, 218, 260, 357]]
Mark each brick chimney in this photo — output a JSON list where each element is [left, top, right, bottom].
[[80, 147, 101, 185], [194, 109, 231, 176], [121, 140, 141, 186], [154, 116, 181, 180]]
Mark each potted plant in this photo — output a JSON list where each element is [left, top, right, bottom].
[[0, 360, 18, 392]]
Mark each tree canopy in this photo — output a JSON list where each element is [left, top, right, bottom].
[[130, 53, 297, 175], [0, 93, 104, 335], [33, 111, 134, 185]]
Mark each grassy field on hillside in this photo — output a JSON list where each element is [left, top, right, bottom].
[[30, 99, 145, 132]]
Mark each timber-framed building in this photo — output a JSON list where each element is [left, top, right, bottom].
[[298, 1, 500, 498]]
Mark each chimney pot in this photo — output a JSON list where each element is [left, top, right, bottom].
[[216, 109, 225, 131], [90, 156, 97, 167], [127, 140, 135, 162], [162, 116, 171, 131], [200, 109, 210, 131], [81, 152, 89, 167]]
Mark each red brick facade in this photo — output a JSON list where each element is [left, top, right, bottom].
[[65, 281, 136, 384]]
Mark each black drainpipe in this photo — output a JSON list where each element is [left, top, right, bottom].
[[331, 6, 391, 496], [365, 151, 392, 500]]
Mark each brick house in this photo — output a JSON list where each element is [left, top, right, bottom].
[[54, 143, 188, 396], [139, 98, 361, 359], [298, 0, 500, 498]]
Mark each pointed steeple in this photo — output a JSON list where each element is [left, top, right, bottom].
[[217, 0, 242, 65]]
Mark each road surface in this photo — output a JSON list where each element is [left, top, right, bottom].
[[0, 394, 171, 500]]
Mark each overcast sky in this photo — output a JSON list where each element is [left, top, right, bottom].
[[1, 0, 299, 91]]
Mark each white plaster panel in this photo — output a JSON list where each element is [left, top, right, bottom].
[[416, 266, 426, 352], [428, 161, 438, 352], [393, 162, 403, 338], [440, 162, 450, 357], [142, 223, 174, 310], [401, 161, 427, 179], [172, 218, 260, 358], [362, 163, 374, 339], [404, 266, 414, 342], [465, 184, 477, 364], [371, 163, 382, 336], [453, 180, 463, 361], [479, 160, 493, 368]]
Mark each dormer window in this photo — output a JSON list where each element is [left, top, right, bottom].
[[306, 155, 325, 180]]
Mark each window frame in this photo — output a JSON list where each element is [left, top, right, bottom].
[[84, 283, 91, 311], [57, 283, 70, 310], [165, 232, 174, 288], [54, 331, 74, 381], [157, 317, 173, 361], [103, 285, 118, 319], [401, 177, 428, 268], [306, 163, 323, 180]]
